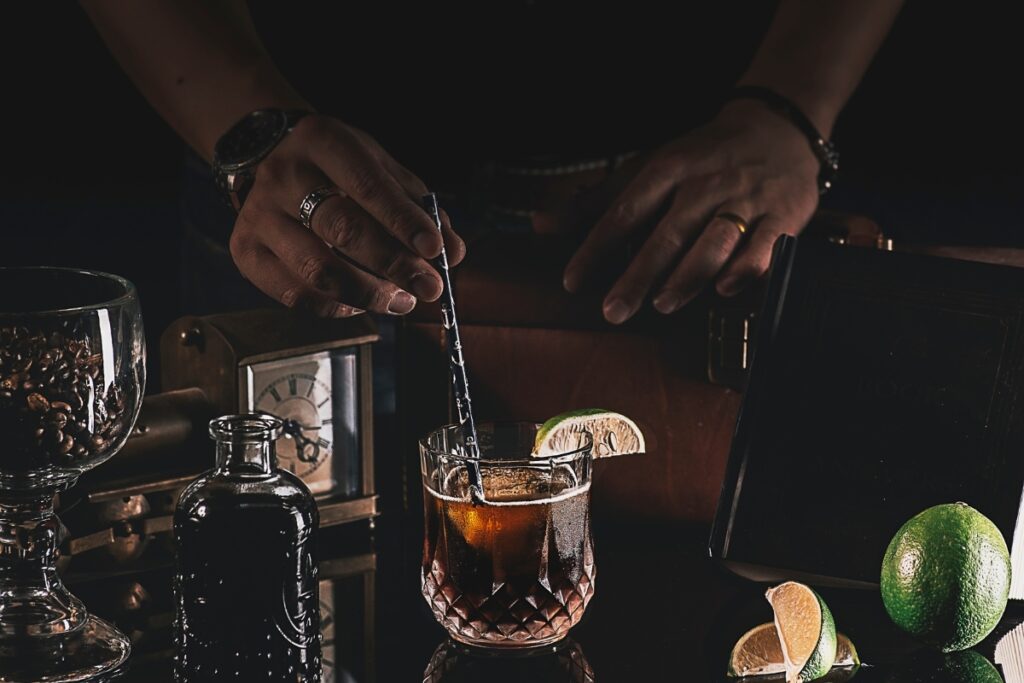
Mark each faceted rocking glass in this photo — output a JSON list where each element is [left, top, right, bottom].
[[0, 268, 145, 682]]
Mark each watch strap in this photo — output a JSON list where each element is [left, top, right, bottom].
[[212, 108, 313, 212], [723, 86, 839, 195]]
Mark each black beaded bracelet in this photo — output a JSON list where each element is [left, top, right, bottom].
[[724, 85, 840, 195]]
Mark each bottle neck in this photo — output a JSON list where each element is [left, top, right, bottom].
[[215, 440, 276, 475]]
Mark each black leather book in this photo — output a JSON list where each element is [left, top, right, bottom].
[[710, 237, 1024, 595]]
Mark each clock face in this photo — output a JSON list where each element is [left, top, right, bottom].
[[243, 348, 361, 496], [243, 350, 352, 494], [254, 373, 333, 479]]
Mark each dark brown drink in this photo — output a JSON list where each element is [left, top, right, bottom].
[[421, 465, 595, 648]]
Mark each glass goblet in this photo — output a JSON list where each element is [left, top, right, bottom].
[[0, 267, 145, 681]]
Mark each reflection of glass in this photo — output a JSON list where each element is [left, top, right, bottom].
[[423, 638, 595, 683], [0, 267, 145, 681], [420, 423, 595, 649]]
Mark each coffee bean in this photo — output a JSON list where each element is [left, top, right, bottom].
[[1, 324, 128, 471], [50, 401, 72, 414], [46, 430, 64, 448], [26, 393, 49, 412]]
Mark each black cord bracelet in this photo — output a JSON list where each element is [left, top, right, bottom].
[[723, 85, 839, 195]]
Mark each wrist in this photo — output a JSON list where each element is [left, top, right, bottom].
[[197, 58, 313, 161], [721, 86, 840, 195], [734, 77, 841, 138]]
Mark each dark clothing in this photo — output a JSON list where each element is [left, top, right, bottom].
[[249, 2, 776, 190]]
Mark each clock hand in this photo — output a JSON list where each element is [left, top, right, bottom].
[[296, 432, 320, 463], [282, 418, 321, 432], [281, 419, 321, 463]]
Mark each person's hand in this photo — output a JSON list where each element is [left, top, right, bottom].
[[228, 115, 465, 317], [562, 100, 820, 324]]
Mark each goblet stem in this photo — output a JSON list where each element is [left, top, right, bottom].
[[0, 493, 86, 637]]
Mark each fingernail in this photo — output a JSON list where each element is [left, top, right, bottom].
[[413, 232, 440, 259], [653, 292, 681, 314], [387, 290, 417, 315], [563, 270, 578, 293], [717, 278, 740, 297], [604, 299, 631, 325], [409, 272, 440, 301], [333, 305, 364, 318]]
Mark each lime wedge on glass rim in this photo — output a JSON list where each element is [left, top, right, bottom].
[[763, 582, 838, 683], [728, 622, 859, 679], [532, 409, 645, 458]]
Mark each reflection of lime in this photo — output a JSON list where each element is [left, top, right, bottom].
[[881, 503, 1010, 652], [533, 409, 645, 458], [765, 582, 837, 682], [727, 622, 858, 678], [886, 650, 1003, 683]]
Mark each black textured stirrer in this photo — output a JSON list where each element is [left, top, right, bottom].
[[422, 193, 485, 505]]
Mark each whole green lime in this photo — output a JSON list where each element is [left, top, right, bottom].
[[880, 502, 1010, 652]]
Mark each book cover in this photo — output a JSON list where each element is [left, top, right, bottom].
[[710, 237, 1024, 596]]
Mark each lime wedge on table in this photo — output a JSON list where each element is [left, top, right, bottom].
[[764, 582, 838, 683], [728, 622, 858, 679], [532, 409, 645, 458]]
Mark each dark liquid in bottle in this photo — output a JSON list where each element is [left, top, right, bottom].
[[174, 489, 321, 682]]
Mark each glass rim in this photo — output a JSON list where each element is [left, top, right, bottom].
[[419, 421, 593, 465], [209, 413, 284, 443], [0, 266, 138, 316]]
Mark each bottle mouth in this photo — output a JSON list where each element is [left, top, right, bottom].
[[209, 413, 283, 443]]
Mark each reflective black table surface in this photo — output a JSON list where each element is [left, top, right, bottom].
[[64, 512, 1019, 683]]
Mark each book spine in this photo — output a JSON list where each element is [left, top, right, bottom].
[[709, 235, 799, 561]]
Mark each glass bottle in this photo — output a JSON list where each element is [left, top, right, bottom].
[[173, 414, 321, 682]]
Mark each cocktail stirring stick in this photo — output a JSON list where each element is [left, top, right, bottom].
[[422, 193, 485, 505]]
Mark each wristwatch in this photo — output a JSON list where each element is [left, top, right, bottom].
[[212, 109, 311, 212]]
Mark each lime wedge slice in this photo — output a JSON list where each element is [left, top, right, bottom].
[[765, 582, 838, 683], [727, 623, 858, 678], [532, 408, 645, 458]]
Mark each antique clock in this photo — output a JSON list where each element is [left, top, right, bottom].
[[159, 308, 379, 524]]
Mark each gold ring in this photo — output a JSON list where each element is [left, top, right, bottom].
[[716, 212, 749, 235]]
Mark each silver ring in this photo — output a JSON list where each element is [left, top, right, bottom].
[[298, 185, 341, 230]]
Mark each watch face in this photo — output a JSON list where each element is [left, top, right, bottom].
[[214, 109, 289, 169]]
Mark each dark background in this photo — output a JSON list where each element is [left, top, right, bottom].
[[1, 1, 1021, 382]]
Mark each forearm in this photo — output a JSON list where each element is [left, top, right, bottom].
[[737, 0, 904, 136], [80, 0, 309, 160]]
